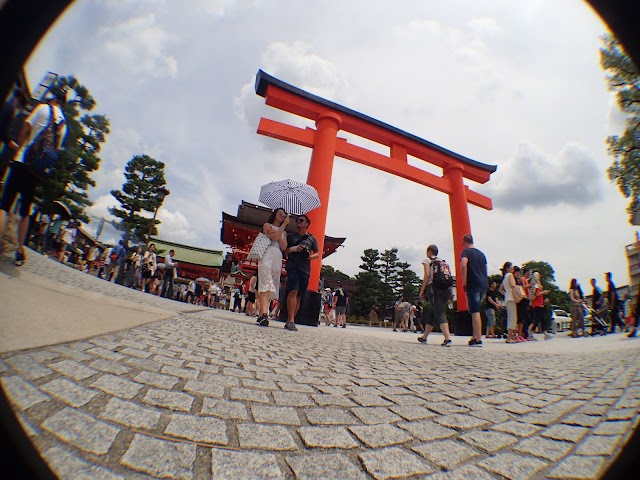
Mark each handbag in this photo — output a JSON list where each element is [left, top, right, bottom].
[[247, 232, 271, 260], [513, 285, 527, 303]]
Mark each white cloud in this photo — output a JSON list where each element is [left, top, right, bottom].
[[99, 13, 177, 78], [483, 142, 605, 211], [157, 209, 199, 244]]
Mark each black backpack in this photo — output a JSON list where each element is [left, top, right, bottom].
[[431, 258, 453, 291], [24, 105, 63, 178]]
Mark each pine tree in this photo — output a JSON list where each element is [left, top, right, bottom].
[[600, 34, 640, 220], [110, 155, 168, 244]]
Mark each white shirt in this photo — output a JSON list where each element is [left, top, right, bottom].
[[17, 103, 67, 161]]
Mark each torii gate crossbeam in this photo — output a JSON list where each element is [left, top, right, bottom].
[[254, 70, 497, 315]]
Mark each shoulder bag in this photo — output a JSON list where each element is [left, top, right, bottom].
[[247, 232, 271, 260]]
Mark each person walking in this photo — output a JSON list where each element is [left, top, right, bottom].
[[417, 244, 453, 346], [605, 272, 626, 333], [141, 243, 157, 293], [256, 208, 289, 327], [460, 234, 488, 347], [160, 249, 177, 298], [124, 246, 142, 288], [333, 282, 349, 328], [484, 280, 500, 338], [530, 272, 551, 339], [500, 262, 519, 343], [283, 214, 319, 331], [105, 240, 126, 282], [0, 90, 67, 266], [569, 278, 586, 337]]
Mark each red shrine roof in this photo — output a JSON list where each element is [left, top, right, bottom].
[[220, 201, 346, 265]]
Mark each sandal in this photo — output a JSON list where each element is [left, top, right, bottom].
[[14, 248, 26, 266]]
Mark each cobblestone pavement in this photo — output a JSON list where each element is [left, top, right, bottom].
[[1, 251, 640, 479]]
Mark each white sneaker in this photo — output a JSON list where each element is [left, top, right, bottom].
[[544, 333, 551, 340]]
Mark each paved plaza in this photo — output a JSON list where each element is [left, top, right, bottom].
[[1, 249, 639, 479]]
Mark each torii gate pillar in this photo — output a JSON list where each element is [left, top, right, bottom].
[[306, 112, 342, 291]]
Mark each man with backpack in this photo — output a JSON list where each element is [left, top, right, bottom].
[[417, 244, 453, 346], [0, 90, 67, 266], [460, 234, 488, 347]]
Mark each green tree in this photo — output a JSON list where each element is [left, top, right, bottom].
[[110, 155, 168, 244], [359, 249, 382, 275], [380, 248, 400, 289], [320, 264, 352, 281], [600, 34, 640, 220], [36, 76, 110, 223], [353, 270, 392, 318], [397, 261, 421, 301]]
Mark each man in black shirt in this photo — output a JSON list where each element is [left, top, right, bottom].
[[283, 214, 319, 331], [484, 280, 500, 338]]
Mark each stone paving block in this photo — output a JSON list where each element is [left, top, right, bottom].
[[120, 347, 152, 359], [49, 359, 98, 380], [305, 407, 358, 425], [161, 365, 200, 380], [51, 345, 92, 362], [348, 424, 412, 448], [91, 373, 144, 400], [478, 452, 548, 480], [434, 413, 490, 430], [152, 354, 185, 368], [42, 407, 120, 455], [43, 446, 125, 480], [311, 393, 358, 407], [133, 370, 180, 390], [412, 439, 479, 468], [286, 453, 367, 480], [578, 403, 609, 415], [359, 446, 434, 480], [121, 433, 196, 479], [185, 361, 220, 374], [469, 407, 514, 423], [425, 464, 496, 480], [251, 405, 301, 425], [426, 401, 470, 415], [606, 407, 637, 421], [389, 405, 437, 421], [201, 373, 240, 387], [212, 449, 284, 479], [125, 356, 163, 373], [242, 378, 279, 391], [453, 397, 491, 411], [418, 392, 451, 403], [594, 420, 631, 435], [576, 435, 623, 456], [547, 455, 607, 479], [88, 358, 130, 375], [1, 375, 50, 411], [100, 397, 162, 429], [499, 401, 535, 415], [276, 382, 315, 393], [381, 394, 425, 406], [86, 346, 125, 363], [542, 424, 589, 443], [5, 354, 54, 380], [315, 385, 348, 395], [398, 420, 457, 441], [298, 426, 360, 449], [513, 436, 573, 461], [165, 413, 228, 445], [183, 379, 225, 398], [460, 430, 518, 453], [561, 413, 601, 428], [223, 366, 254, 378], [143, 388, 194, 412], [229, 387, 271, 404], [201, 398, 249, 420], [237, 423, 297, 450], [350, 407, 402, 424], [39, 378, 99, 408]]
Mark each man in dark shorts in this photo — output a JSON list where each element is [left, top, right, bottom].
[[0, 91, 67, 265], [284, 214, 319, 331], [333, 283, 349, 328], [460, 234, 488, 347]]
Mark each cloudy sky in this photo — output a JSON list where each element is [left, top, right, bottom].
[[24, 0, 635, 291]]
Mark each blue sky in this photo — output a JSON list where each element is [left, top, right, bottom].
[[25, 0, 635, 291]]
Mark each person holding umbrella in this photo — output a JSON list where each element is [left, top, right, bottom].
[[256, 208, 289, 327]]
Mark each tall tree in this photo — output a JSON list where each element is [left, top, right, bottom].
[[320, 264, 352, 281], [359, 249, 382, 275], [110, 155, 168, 244], [353, 270, 391, 318], [36, 76, 110, 223], [396, 261, 421, 301], [380, 248, 400, 292], [600, 34, 640, 220]]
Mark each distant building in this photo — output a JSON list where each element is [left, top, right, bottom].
[[626, 232, 640, 293], [152, 238, 224, 281]]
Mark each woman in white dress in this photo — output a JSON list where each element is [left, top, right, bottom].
[[256, 208, 289, 326]]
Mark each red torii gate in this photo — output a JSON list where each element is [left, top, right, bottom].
[[255, 70, 496, 314]]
